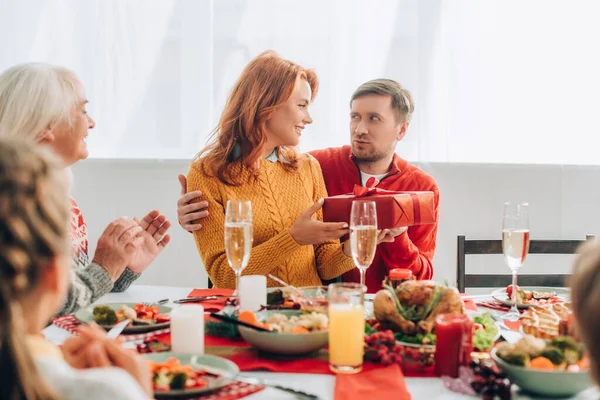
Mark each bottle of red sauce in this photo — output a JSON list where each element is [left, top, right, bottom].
[[434, 313, 473, 377], [388, 268, 414, 288]]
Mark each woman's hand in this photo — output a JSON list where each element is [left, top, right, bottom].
[[289, 199, 349, 245], [91, 218, 144, 280], [127, 210, 171, 273], [62, 323, 152, 397], [177, 174, 208, 232]]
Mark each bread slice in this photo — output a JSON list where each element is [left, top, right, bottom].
[[520, 303, 571, 340]]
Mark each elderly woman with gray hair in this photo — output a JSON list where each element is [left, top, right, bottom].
[[0, 63, 172, 315]]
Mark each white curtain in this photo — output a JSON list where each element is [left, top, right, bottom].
[[1, 0, 599, 164]]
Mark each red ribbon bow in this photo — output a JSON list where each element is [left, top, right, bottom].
[[353, 177, 396, 197]]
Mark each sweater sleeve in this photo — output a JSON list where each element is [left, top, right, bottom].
[[307, 156, 356, 280], [57, 261, 115, 316], [111, 268, 141, 292], [187, 165, 303, 288], [376, 186, 439, 280], [36, 357, 149, 400]]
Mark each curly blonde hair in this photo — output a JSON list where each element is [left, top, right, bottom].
[[0, 138, 70, 400]]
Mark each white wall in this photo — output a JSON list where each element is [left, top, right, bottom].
[[71, 160, 600, 290]]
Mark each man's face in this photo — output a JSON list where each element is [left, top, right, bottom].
[[349, 94, 408, 163]]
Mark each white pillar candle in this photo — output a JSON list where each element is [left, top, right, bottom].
[[170, 304, 204, 354], [239, 275, 267, 312]]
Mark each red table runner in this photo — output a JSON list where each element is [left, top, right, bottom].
[[148, 315, 436, 378]]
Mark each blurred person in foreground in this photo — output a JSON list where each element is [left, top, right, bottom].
[[571, 239, 600, 385], [0, 138, 151, 400]]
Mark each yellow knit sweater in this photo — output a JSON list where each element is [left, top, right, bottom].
[[187, 153, 355, 288]]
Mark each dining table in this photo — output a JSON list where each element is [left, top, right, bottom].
[[43, 284, 600, 400]]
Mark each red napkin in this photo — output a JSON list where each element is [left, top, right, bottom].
[[503, 320, 521, 331], [187, 288, 235, 312], [334, 364, 411, 400], [460, 294, 478, 312]]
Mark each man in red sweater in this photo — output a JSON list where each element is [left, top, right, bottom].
[[177, 79, 439, 292]]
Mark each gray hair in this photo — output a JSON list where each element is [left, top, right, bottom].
[[350, 78, 414, 123], [0, 63, 82, 142]]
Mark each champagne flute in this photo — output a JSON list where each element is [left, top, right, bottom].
[[500, 201, 530, 321], [350, 200, 377, 292], [224, 200, 253, 312]]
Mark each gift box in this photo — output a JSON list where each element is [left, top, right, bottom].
[[322, 184, 435, 229]]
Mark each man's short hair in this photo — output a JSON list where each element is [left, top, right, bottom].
[[350, 79, 414, 123]]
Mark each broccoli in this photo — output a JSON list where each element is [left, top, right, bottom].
[[539, 346, 565, 366], [498, 349, 531, 367], [550, 336, 580, 364], [92, 305, 117, 325], [549, 336, 579, 353], [169, 372, 188, 390]]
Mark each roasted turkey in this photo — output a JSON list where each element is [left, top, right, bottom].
[[373, 279, 463, 335]]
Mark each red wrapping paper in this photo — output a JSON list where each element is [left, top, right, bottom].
[[322, 183, 435, 229]]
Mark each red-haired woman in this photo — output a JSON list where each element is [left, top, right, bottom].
[[188, 51, 389, 288]]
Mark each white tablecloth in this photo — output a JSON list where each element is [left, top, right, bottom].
[[43, 285, 599, 400]]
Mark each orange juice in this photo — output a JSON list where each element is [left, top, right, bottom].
[[328, 303, 365, 373]]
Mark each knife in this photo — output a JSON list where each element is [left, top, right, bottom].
[[106, 319, 131, 339], [174, 295, 230, 304], [237, 376, 322, 400], [209, 313, 272, 332]]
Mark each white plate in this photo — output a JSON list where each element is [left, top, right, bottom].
[[491, 286, 570, 309], [75, 302, 171, 334]]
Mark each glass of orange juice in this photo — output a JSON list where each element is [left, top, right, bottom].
[[328, 282, 364, 374]]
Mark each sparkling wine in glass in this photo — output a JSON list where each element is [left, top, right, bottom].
[[224, 200, 253, 311], [350, 200, 377, 292], [500, 201, 530, 321]]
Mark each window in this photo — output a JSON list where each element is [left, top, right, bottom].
[[1, 0, 598, 164]]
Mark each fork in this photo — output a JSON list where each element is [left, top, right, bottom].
[[267, 274, 303, 296], [142, 298, 169, 307]]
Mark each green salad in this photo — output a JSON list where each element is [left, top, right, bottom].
[[473, 312, 499, 351]]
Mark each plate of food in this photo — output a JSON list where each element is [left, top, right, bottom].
[[145, 353, 239, 398], [491, 285, 569, 309], [492, 335, 592, 397], [75, 302, 171, 334], [237, 309, 329, 355]]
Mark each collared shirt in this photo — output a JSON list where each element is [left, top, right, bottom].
[[265, 148, 290, 164], [265, 149, 279, 162]]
